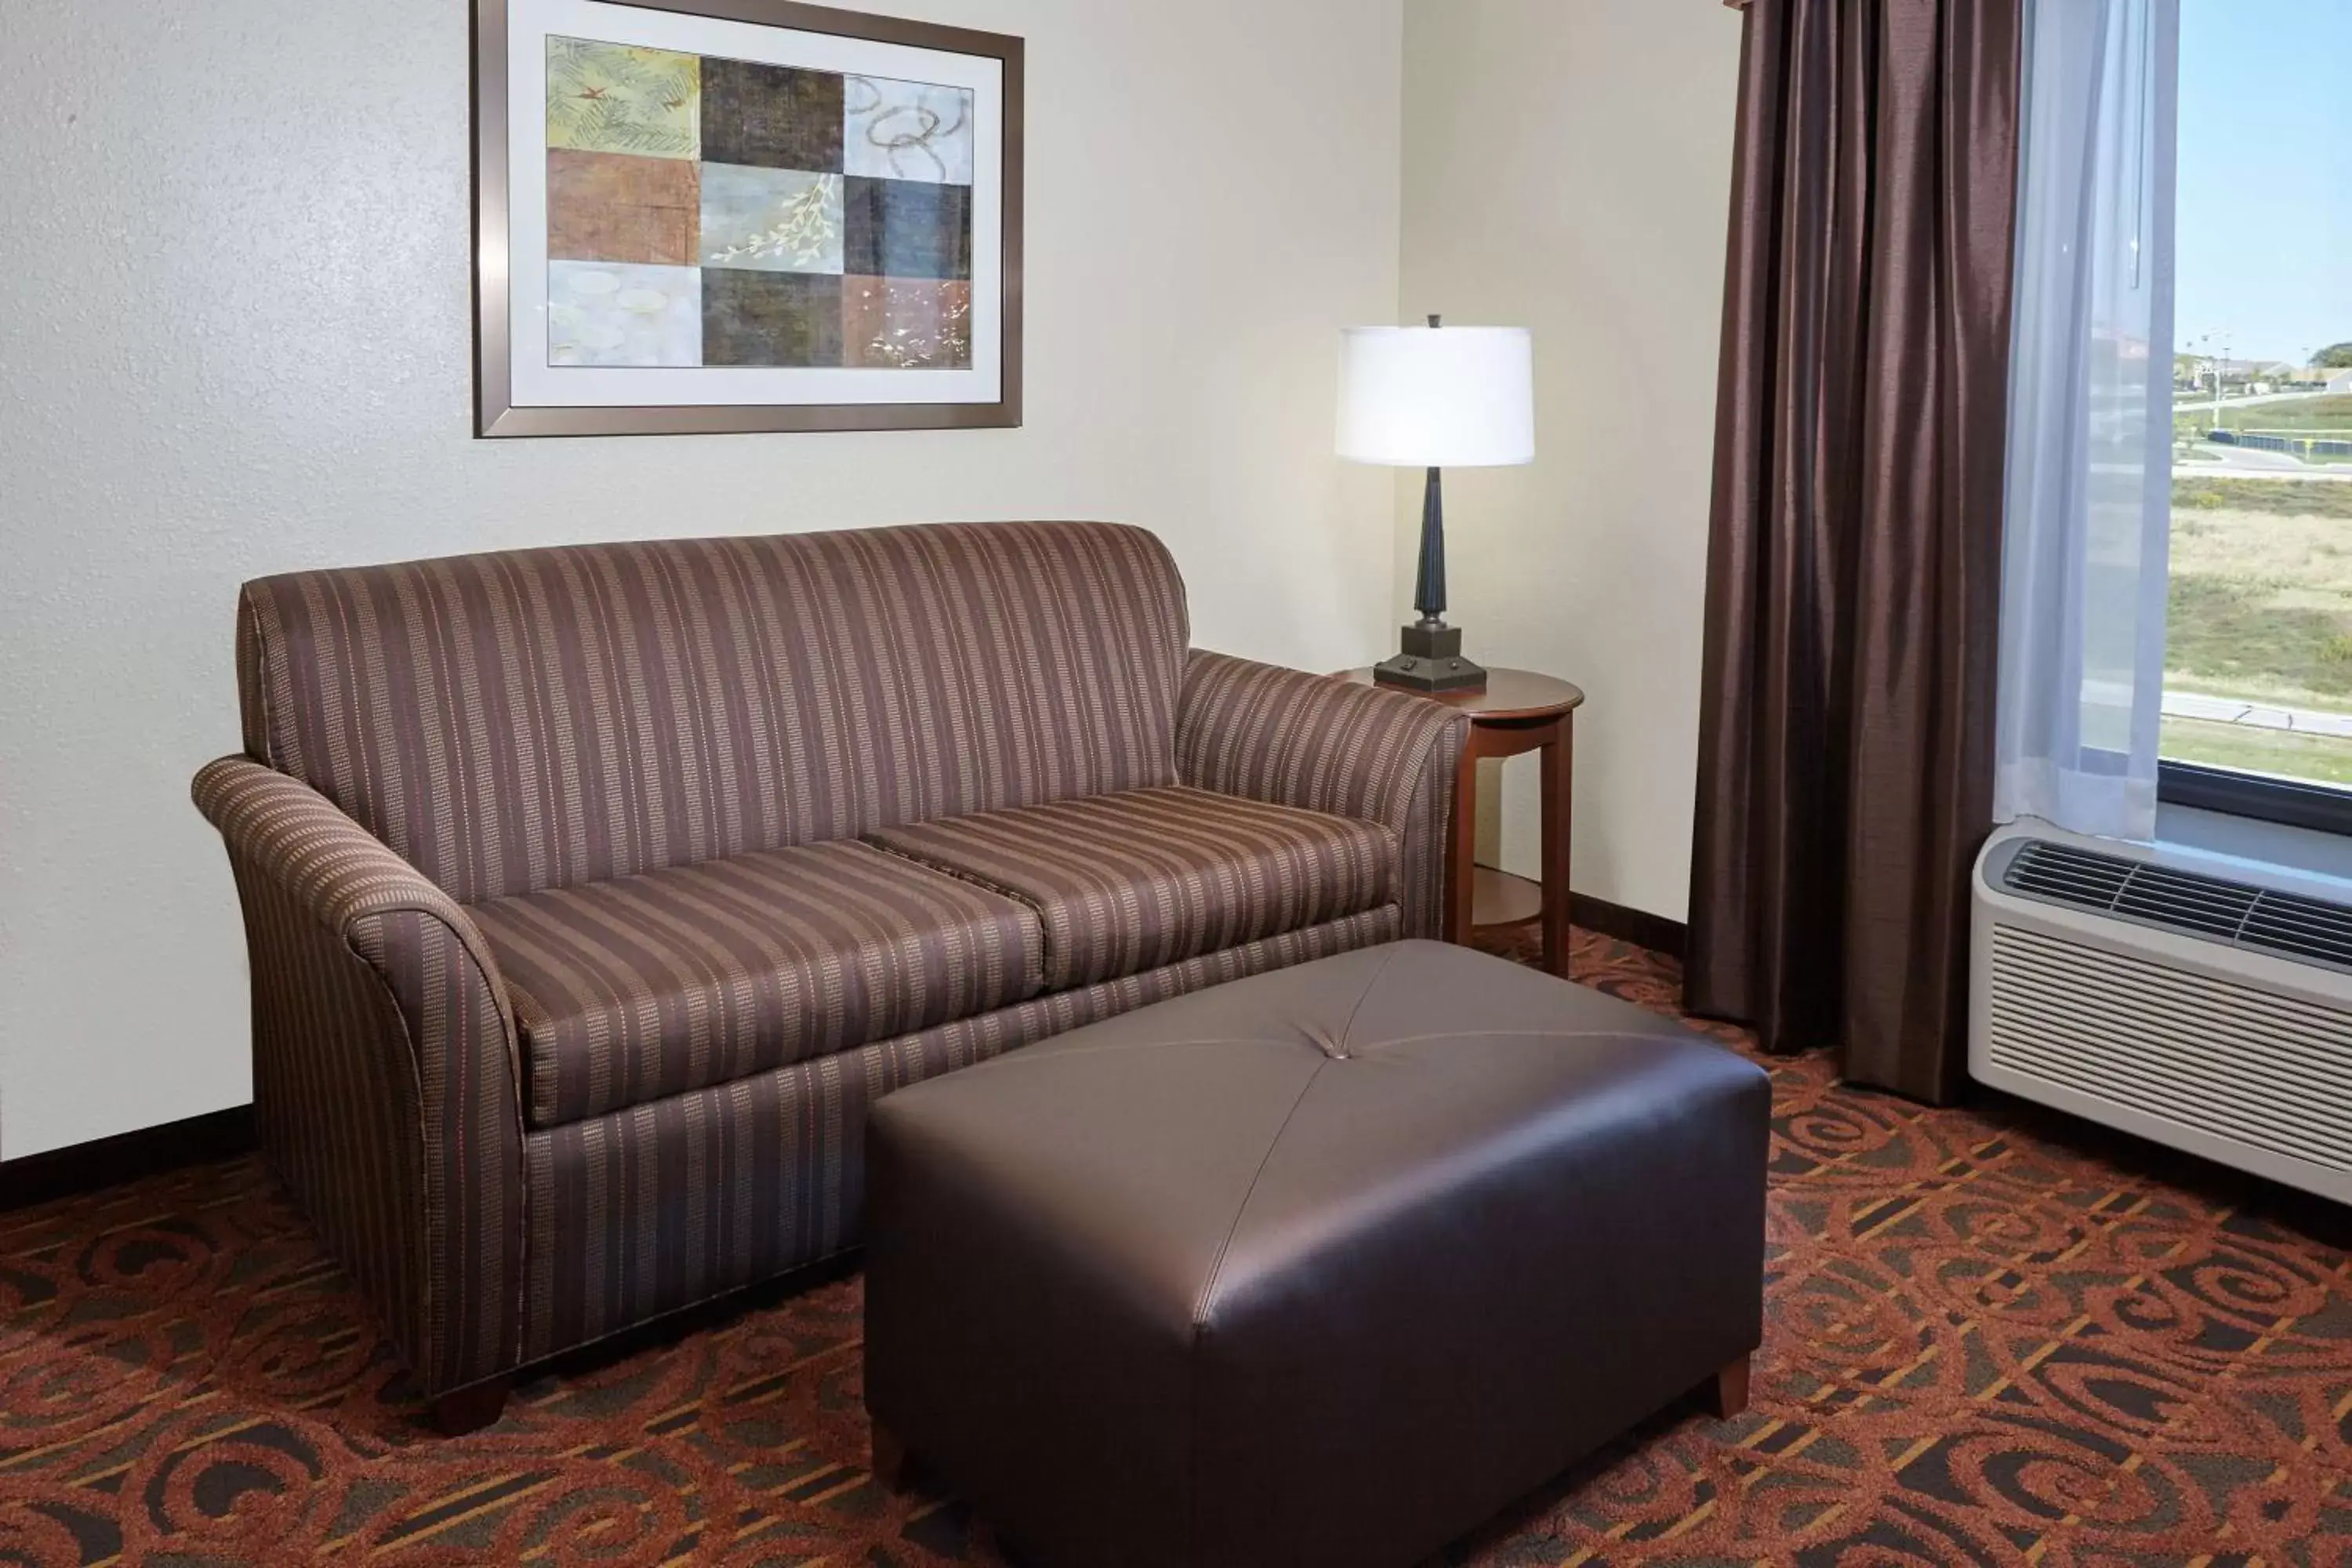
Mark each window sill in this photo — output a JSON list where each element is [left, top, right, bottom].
[[2153, 801, 2352, 901]]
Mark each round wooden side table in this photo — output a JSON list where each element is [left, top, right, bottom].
[[1334, 667, 1586, 978]]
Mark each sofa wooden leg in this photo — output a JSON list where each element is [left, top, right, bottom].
[[1706, 1354, 1751, 1420], [870, 1422, 911, 1489], [429, 1378, 510, 1436]]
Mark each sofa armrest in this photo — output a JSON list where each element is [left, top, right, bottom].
[[192, 756, 524, 1401], [1176, 651, 1468, 940]]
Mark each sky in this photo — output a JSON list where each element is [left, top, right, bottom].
[[2174, 0, 2352, 365]]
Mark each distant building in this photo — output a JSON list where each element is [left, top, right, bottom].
[[2177, 355, 2347, 394]]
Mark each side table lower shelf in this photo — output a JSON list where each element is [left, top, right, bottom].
[[1472, 866, 1544, 931]]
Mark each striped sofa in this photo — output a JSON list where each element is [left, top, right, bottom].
[[191, 521, 1466, 1429]]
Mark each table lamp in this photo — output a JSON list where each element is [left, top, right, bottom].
[[1337, 316, 1534, 693]]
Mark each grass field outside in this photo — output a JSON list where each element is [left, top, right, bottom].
[[2174, 474, 2352, 519], [2173, 393, 2352, 438], [2166, 462, 2352, 786], [2161, 713, 2352, 786]]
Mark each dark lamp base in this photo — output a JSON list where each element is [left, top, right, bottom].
[[1374, 620, 1487, 693]]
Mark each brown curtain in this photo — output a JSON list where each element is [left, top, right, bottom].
[[1686, 0, 2023, 1104]]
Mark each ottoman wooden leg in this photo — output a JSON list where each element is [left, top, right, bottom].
[[870, 1422, 911, 1489], [1707, 1354, 1751, 1419]]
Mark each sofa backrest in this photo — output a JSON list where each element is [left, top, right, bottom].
[[234, 521, 1190, 903]]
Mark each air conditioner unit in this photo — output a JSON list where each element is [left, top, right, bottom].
[[1970, 822, 2352, 1203]]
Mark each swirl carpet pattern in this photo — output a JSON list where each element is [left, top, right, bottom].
[[2, 929, 2349, 1565]]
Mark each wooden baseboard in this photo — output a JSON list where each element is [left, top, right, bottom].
[[0, 1105, 256, 1214], [1570, 892, 1689, 959]]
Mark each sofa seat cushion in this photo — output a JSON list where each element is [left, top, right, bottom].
[[469, 840, 1045, 1127], [866, 786, 1398, 991]]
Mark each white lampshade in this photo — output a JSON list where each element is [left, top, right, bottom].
[[1335, 325, 1534, 468]]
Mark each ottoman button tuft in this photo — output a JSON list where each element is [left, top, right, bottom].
[[1302, 1025, 1351, 1060]]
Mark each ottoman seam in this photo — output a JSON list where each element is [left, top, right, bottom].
[[953, 1034, 1367, 1072], [1332, 944, 1405, 1055], [1354, 1027, 1711, 1048], [1186, 1054, 1327, 1564], [1188, 1059, 1329, 1334]]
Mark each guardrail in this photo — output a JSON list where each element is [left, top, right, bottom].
[[2206, 429, 2352, 459]]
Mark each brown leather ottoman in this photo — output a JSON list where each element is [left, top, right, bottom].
[[863, 939, 1771, 1568]]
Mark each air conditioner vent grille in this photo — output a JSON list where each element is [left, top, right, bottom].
[[2243, 888, 2352, 970], [2001, 839, 2352, 974], [1983, 925, 2352, 1177]]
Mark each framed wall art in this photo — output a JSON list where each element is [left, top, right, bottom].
[[474, 0, 1022, 437]]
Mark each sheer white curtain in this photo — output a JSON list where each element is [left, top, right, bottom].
[[1996, 0, 2178, 841]]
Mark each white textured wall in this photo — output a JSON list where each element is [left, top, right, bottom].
[[0, 0, 1404, 1156], [1399, 0, 1742, 922]]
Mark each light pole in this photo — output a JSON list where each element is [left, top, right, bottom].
[[2190, 332, 2219, 430]]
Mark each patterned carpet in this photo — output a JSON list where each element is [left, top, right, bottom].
[[4, 931, 2350, 1566]]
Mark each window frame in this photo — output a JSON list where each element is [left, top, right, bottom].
[[2157, 758, 2352, 837], [2151, 6, 2352, 841]]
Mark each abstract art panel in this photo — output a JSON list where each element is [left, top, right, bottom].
[[480, 0, 1022, 435], [546, 148, 700, 265], [844, 275, 972, 368], [844, 74, 974, 183], [703, 270, 845, 365], [700, 57, 844, 172], [545, 38, 699, 159], [699, 163, 843, 273], [843, 175, 971, 280], [546, 261, 702, 366]]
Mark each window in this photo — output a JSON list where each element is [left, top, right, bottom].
[[2159, 0, 2352, 826]]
